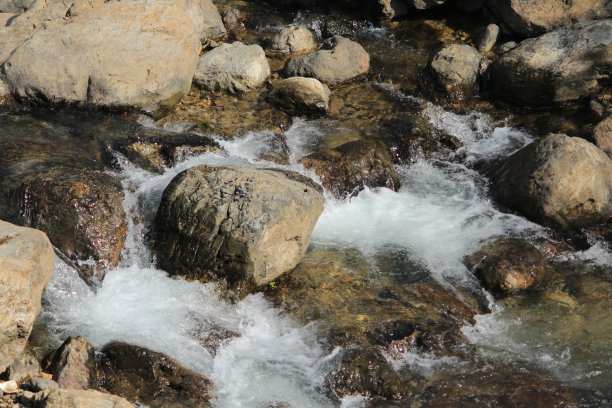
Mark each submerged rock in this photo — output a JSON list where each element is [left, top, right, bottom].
[[301, 139, 401, 199], [96, 342, 212, 408], [466, 237, 551, 293], [268, 77, 331, 114], [285, 35, 370, 85], [0, 221, 54, 373], [46, 337, 97, 390], [3, 1, 201, 115], [155, 166, 324, 296], [271, 26, 318, 55], [430, 44, 483, 100], [487, 0, 612, 37], [22, 388, 133, 408], [194, 42, 271, 93], [490, 134, 612, 230], [594, 116, 612, 159], [489, 20, 612, 106]]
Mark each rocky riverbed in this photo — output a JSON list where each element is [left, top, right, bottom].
[[0, 0, 611, 407]]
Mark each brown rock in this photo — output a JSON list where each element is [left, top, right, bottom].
[[23, 388, 133, 408], [46, 337, 97, 390], [594, 116, 612, 159], [268, 77, 331, 114]]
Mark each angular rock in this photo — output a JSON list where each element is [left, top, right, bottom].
[[194, 42, 270, 93], [489, 20, 612, 106], [155, 166, 325, 295], [490, 134, 612, 230], [3, 353, 41, 383], [487, 0, 612, 37], [3, 1, 201, 114], [271, 26, 317, 55], [465, 237, 550, 293], [23, 388, 133, 408], [285, 35, 370, 85], [96, 342, 213, 408], [594, 116, 612, 159], [0, 168, 127, 281], [0, 221, 54, 373], [301, 139, 400, 199], [46, 337, 97, 390], [430, 44, 482, 99], [478, 23, 499, 53], [268, 77, 331, 114]]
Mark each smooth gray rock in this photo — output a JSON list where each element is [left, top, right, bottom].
[[268, 77, 331, 114], [156, 166, 324, 296], [478, 24, 499, 53], [29, 377, 59, 392], [271, 26, 317, 55], [194, 42, 270, 93], [285, 35, 369, 85], [490, 134, 612, 230], [489, 20, 612, 106], [430, 44, 483, 99]]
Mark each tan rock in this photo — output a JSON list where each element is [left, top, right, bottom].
[[594, 116, 612, 159], [268, 77, 331, 114], [155, 166, 325, 296], [47, 337, 97, 390], [271, 26, 317, 55], [0, 221, 54, 373], [430, 44, 483, 99], [25, 389, 133, 408]]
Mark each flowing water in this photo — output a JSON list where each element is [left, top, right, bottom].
[[3, 92, 611, 406]]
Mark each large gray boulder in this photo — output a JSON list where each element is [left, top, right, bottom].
[[2, 0, 202, 114], [486, 0, 612, 37], [489, 20, 612, 106], [0, 221, 54, 373], [285, 35, 370, 85], [194, 42, 270, 93], [430, 44, 483, 99], [23, 389, 133, 408], [271, 26, 317, 55], [155, 166, 325, 296], [490, 134, 612, 230]]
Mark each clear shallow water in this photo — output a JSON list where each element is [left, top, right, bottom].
[[37, 101, 612, 406]]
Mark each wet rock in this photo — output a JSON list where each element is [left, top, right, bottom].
[[490, 134, 612, 230], [300, 139, 401, 199], [46, 337, 97, 390], [594, 116, 612, 158], [0, 221, 54, 373], [328, 348, 407, 400], [155, 166, 324, 296], [22, 388, 133, 408], [478, 23, 499, 53], [486, 0, 612, 37], [268, 77, 331, 115], [0, 167, 127, 281], [430, 44, 483, 100], [96, 342, 212, 408], [271, 26, 317, 55], [3, 1, 201, 115], [489, 20, 612, 106], [285, 35, 369, 85], [194, 42, 270, 93], [2, 353, 40, 383], [28, 378, 58, 392], [466, 237, 551, 293]]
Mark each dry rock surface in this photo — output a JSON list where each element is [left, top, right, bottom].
[[430, 44, 483, 99], [271, 26, 318, 54], [156, 166, 325, 296], [268, 77, 331, 114], [0, 221, 54, 373]]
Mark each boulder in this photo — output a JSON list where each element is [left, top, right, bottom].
[[96, 342, 213, 408], [177, 0, 225, 41], [594, 116, 612, 158], [430, 44, 483, 99], [3, 352, 41, 382], [465, 237, 550, 293], [301, 139, 401, 199], [3, 0, 202, 114], [155, 166, 325, 296], [487, 0, 612, 37], [23, 388, 133, 408], [0, 221, 54, 373], [489, 20, 612, 106], [0, 168, 127, 282], [285, 35, 370, 85], [270, 26, 317, 55], [46, 337, 97, 390], [490, 133, 612, 230], [268, 77, 331, 114], [194, 41, 270, 93]]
